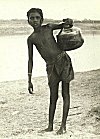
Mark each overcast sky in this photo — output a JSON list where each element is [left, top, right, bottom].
[[0, 0, 99, 20]]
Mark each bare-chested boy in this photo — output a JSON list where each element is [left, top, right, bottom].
[[27, 8, 74, 134]]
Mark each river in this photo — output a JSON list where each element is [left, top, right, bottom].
[[0, 34, 100, 82]]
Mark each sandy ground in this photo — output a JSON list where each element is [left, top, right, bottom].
[[0, 69, 100, 139]]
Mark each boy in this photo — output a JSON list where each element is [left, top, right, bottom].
[[27, 8, 74, 134]]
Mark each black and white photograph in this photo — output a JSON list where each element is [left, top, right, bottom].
[[0, 0, 100, 138]]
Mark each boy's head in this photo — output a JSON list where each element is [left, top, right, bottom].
[[27, 8, 43, 28]]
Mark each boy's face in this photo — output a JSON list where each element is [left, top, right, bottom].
[[28, 12, 43, 29]]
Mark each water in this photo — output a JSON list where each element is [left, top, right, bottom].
[[0, 34, 100, 82]]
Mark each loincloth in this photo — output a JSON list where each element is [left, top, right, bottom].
[[46, 51, 74, 87]]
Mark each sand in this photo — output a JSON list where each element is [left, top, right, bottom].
[[0, 69, 100, 139]]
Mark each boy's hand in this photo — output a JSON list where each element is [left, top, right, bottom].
[[63, 18, 73, 28], [28, 82, 33, 94]]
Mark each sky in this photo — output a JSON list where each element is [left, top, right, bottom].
[[0, 0, 99, 20]]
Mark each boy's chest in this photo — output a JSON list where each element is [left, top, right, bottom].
[[31, 28, 52, 45]]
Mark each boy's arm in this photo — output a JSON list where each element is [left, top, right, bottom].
[[47, 23, 64, 30], [47, 18, 73, 30], [27, 37, 33, 94]]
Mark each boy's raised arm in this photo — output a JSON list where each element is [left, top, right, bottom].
[[47, 18, 73, 30], [47, 23, 64, 30]]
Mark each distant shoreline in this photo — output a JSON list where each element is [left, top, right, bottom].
[[0, 19, 100, 36]]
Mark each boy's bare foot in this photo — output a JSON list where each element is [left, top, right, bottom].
[[41, 125, 53, 132], [44, 127, 53, 132], [56, 126, 66, 135]]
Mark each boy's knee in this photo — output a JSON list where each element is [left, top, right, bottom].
[[50, 94, 58, 103], [62, 94, 69, 101], [49, 83, 59, 103]]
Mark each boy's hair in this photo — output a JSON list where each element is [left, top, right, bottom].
[[27, 8, 43, 20]]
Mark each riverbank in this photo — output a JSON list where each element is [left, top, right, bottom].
[[0, 69, 100, 139]]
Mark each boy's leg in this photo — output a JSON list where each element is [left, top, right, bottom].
[[45, 83, 59, 132], [57, 82, 70, 134]]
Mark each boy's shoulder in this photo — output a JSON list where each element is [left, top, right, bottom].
[[27, 24, 53, 39], [27, 33, 35, 44], [42, 23, 54, 29], [27, 34, 33, 41]]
